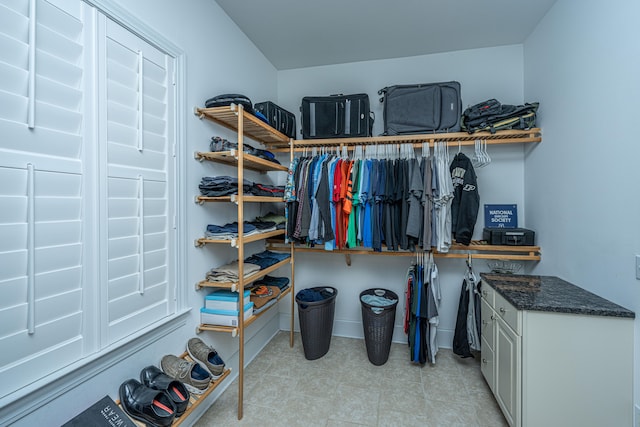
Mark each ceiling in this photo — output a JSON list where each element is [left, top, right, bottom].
[[214, 0, 557, 70]]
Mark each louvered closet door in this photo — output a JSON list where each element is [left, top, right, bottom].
[[101, 17, 176, 343], [0, 0, 90, 397]]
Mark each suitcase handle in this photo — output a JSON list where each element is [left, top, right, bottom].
[[335, 102, 345, 136]]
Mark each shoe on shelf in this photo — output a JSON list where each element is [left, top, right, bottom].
[[186, 337, 226, 379], [140, 365, 190, 417], [119, 378, 176, 427], [160, 354, 211, 395]]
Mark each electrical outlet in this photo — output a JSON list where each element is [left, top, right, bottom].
[[636, 256, 640, 280]]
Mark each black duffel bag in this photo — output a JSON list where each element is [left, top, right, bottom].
[[462, 99, 539, 134]]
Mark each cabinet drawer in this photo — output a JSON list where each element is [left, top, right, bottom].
[[481, 298, 495, 349], [480, 280, 495, 307], [494, 291, 521, 335], [480, 335, 495, 392]]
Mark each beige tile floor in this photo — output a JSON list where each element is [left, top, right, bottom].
[[194, 331, 508, 427]]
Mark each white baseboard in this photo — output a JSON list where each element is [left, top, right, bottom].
[[279, 313, 454, 349], [634, 404, 640, 427]]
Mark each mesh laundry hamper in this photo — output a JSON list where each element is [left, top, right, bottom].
[[360, 288, 398, 366], [296, 286, 337, 360]]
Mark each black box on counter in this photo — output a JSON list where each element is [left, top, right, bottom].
[[483, 227, 535, 246]]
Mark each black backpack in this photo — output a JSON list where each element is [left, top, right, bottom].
[[462, 99, 539, 134]]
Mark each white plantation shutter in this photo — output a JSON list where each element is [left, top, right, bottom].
[[0, 0, 180, 402], [0, 0, 89, 398], [102, 17, 175, 343]]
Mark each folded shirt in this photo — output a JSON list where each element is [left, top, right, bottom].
[[244, 250, 291, 269], [254, 275, 290, 291], [209, 136, 280, 164], [205, 221, 277, 239], [255, 212, 286, 225], [206, 260, 261, 282], [205, 222, 257, 239]]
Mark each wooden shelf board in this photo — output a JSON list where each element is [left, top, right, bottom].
[[197, 257, 292, 290], [195, 106, 289, 145], [266, 242, 540, 261], [195, 195, 285, 204], [195, 150, 288, 172], [265, 128, 541, 150], [196, 229, 286, 247]]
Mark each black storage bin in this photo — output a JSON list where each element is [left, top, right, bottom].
[[295, 286, 338, 360], [360, 288, 398, 366]]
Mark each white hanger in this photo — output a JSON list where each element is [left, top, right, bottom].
[[483, 139, 491, 166], [472, 140, 481, 168]]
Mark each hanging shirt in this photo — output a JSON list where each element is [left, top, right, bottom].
[[449, 152, 480, 245]]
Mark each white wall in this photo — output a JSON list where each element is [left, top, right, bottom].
[[523, 0, 640, 414], [277, 46, 530, 349], [6, 0, 282, 425]]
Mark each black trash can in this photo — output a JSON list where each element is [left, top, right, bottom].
[[360, 288, 398, 366], [295, 286, 338, 360]]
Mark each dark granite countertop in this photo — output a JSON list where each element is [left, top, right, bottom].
[[480, 273, 635, 318]]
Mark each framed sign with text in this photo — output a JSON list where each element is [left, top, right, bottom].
[[484, 204, 518, 228]]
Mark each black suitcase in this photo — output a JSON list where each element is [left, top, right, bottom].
[[379, 81, 461, 135], [205, 93, 253, 113], [300, 94, 373, 139], [483, 227, 535, 246], [254, 101, 297, 139]]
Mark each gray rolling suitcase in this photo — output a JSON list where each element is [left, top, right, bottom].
[[300, 94, 373, 139], [379, 81, 462, 135]]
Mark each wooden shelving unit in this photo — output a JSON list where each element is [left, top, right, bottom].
[[194, 104, 294, 421], [193, 105, 541, 421], [272, 127, 542, 263]]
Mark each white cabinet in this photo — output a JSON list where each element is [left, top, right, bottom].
[[494, 313, 520, 426], [480, 279, 634, 427], [481, 286, 521, 426]]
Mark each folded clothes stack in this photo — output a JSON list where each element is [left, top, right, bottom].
[[199, 176, 253, 197], [205, 222, 256, 239], [210, 136, 280, 164], [251, 183, 285, 197], [198, 176, 285, 198], [206, 260, 261, 282], [244, 250, 291, 270], [245, 220, 276, 233], [204, 221, 277, 240], [255, 212, 287, 230]]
